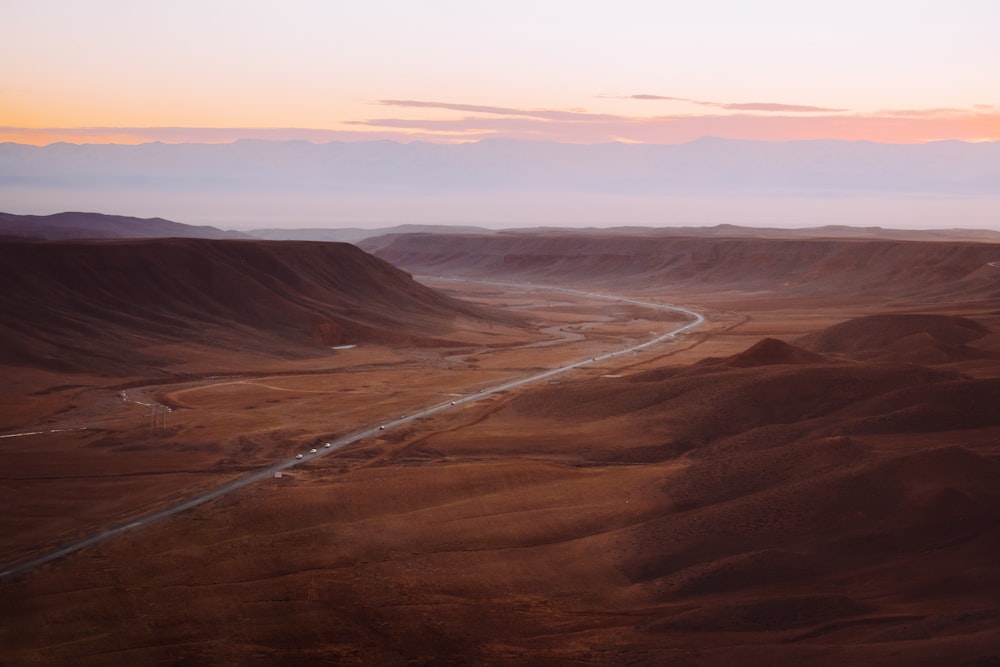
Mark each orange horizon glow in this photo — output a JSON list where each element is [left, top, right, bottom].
[[2, 107, 998, 146]]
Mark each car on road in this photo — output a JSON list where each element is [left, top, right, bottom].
[[295, 453, 303, 459], [309, 448, 317, 454], [324, 442, 332, 448], [450, 401, 456, 405]]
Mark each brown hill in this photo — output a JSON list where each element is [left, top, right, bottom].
[[362, 232, 1000, 300], [716, 337, 830, 367], [0, 238, 513, 374], [797, 313, 993, 362]]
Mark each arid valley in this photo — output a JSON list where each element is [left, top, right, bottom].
[[2, 224, 1000, 665]]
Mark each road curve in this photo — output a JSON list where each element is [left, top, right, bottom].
[[0, 280, 704, 580]]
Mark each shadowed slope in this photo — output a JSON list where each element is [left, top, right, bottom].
[[797, 313, 993, 361], [0, 238, 514, 373]]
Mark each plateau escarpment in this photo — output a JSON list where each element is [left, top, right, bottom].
[[362, 232, 1000, 301], [0, 238, 516, 374]]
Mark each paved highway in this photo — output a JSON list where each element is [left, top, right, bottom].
[[0, 280, 704, 580]]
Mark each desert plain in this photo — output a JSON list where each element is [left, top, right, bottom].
[[1, 229, 1000, 665]]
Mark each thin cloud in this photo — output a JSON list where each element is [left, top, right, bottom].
[[874, 107, 978, 118], [625, 94, 690, 102], [351, 109, 1000, 144], [723, 102, 847, 112], [378, 99, 625, 123], [622, 94, 846, 113]]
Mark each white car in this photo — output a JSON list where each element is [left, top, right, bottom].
[[309, 448, 317, 454], [324, 442, 332, 448], [295, 454, 303, 459], [450, 401, 456, 405], [378, 425, 385, 430]]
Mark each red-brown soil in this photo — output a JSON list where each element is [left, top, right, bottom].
[[2, 232, 1000, 665]]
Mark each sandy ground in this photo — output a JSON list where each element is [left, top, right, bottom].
[[2, 251, 1000, 665]]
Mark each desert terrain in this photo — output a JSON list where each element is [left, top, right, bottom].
[[2, 230, 1000, 665]]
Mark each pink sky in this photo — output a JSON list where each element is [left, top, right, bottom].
[[2, 1, 998, 145]]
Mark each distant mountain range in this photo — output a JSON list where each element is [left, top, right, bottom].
[[2, 138, 998, 228], [248, 224, 491, 243], [0, 211, 249, 241], [3, 211, 999, 244]]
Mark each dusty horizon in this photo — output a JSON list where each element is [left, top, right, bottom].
[[5, 194, 1000, 233], [4, 138, 998, 231]]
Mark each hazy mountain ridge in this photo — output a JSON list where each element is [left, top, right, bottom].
[[0, 211, 249, 240], [507, 223, 1000, 242], [249, 223, 1000, 243], [249, 224, 492, 243], [4, 210, 999, 244]]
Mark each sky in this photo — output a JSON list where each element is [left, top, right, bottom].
[[2, 0, 999, 145]]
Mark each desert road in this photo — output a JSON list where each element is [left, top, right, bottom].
[[0, 281, 704, 580]]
